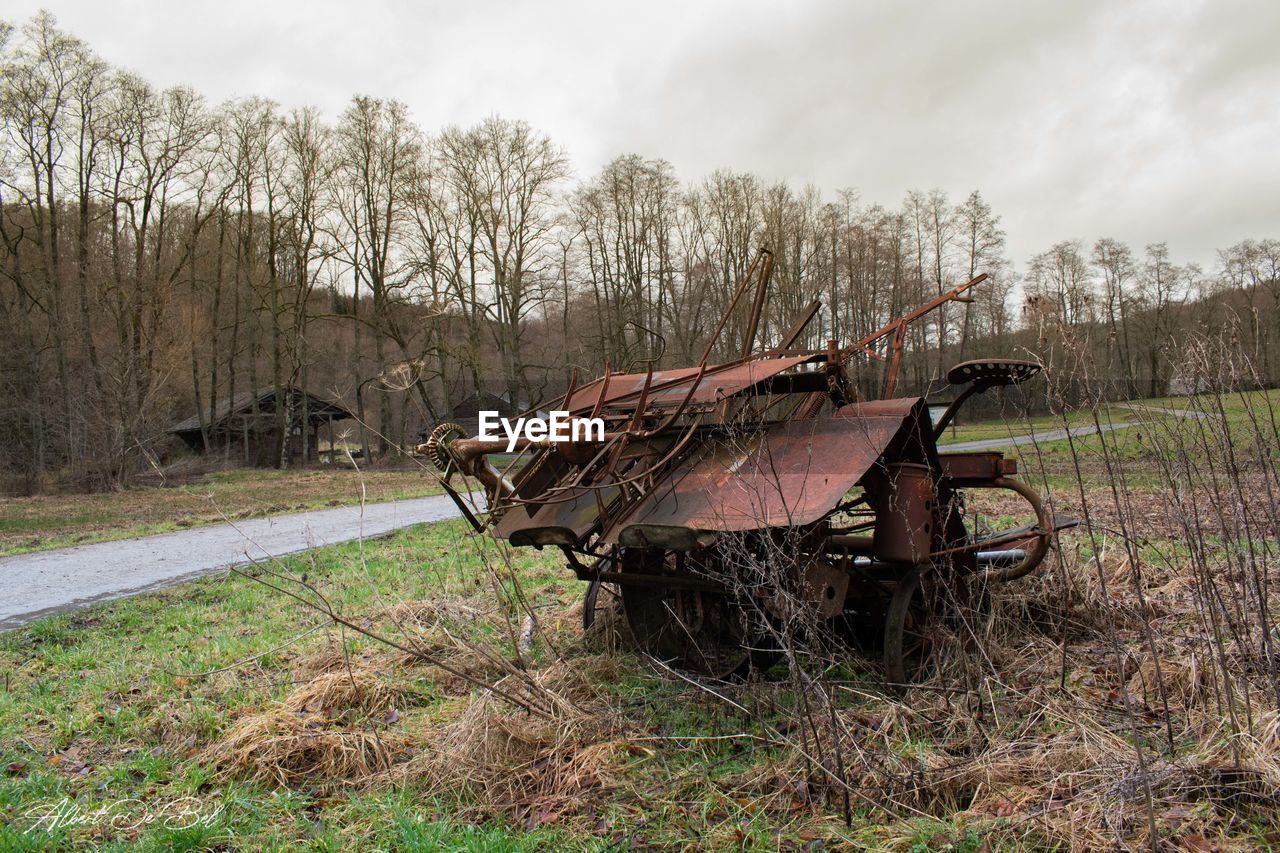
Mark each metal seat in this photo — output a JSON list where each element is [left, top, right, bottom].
[[946, 359, 1041, 388], [931, 359, 1043, 441]]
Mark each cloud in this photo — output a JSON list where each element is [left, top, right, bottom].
[[7, 0, 1275, 269]]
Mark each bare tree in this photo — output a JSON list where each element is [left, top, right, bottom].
[[0, 12, 86, 460], [571, 153, 679, 367], [1025, 239, 1094, 327], [334, 96, 423, 458], [1136, 242, 1190, 396], [96, 74, 218, 485], [437, 116, 568, 405], [1092, 237, 1138, 394], [275, 106, 337, 464], [955, 190, 1006, 358]]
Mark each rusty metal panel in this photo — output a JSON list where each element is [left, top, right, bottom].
[[495, 436, 671, 544], [603, 398, 921, 539], [565, 367, 703, 411], [936, 451, 1016, 484], [566, 356, 815, 412], [496, 484, 619, 545]]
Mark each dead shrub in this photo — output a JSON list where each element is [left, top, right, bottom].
[[283, 669, 402, 720], [207, 708, 408, 787], [207, 661, 407, 787], [390, 656, 634, 823]]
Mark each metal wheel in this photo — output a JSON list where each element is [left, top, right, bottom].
[[618, 549, 779, 680], [980, 477, 1053, 583], [582, 579, 620, 630], [622, 585, 776, 679], [883, 564, 936, 689]]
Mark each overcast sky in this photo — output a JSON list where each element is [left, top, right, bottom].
[[8, 0, 1278, 270]]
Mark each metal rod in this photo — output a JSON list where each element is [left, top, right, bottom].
[[769, 300, 821, 353], [700, 250, 764, 364], [740, 249, 775, 359]]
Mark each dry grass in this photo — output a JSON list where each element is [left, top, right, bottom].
[[395, 657, 634, 825], [0, 466, 442, 555], [203, 480, 1280, 847], [283, 669, 403, 720], [207, 652, 410, 787], [711, 522, 1280, 850], [207, 709, 409, 787], [208, 598, 633, 830]]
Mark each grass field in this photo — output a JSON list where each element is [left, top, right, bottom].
[[942, 388, 1280, 444], [0, 521, 587, 850], [938, 403, 1145, 444], [933, 388, 1280, 493], [0, 468, 444, 557], [2, 390, 1279, 849], [3, 508, 1277, 848], [0, 518, 1019, 850]]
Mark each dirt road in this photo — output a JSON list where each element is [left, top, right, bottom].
[[0, 494, 474, 630]]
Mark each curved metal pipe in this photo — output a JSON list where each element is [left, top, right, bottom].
[[980, 477, 1053, 582]]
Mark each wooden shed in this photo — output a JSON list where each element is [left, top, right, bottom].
[[440, 391, 520, 437], [170, 386, 355, 466]]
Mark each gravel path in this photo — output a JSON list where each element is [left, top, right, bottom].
[[937, 403, 1210, 453], [0, 495, 474, 630], [938, 421, 1137, 452]]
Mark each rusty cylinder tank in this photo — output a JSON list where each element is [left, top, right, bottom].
[[872, 462, 937, 564]]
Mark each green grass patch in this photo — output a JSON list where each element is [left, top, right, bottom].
[[0, 519, 579, 848]]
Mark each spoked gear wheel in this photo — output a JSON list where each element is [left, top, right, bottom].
[[582, 579, 622, 630], [883, 563, 939, 691], [424, 421, 467, 477], [618, 549, 780, 680]]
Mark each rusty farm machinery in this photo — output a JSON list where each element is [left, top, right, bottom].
[[421, 250, 1073, 685]]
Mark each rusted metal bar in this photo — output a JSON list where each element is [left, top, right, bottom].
[[700, 250, 764, 364], [882, 322, 907, 398], [769, 300, 821, 353], [848, 273, 988, 356], [740, 249, 775, 358]]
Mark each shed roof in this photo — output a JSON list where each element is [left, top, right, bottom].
[[450, 391, 517, 416], [170, 386, 354, 434]]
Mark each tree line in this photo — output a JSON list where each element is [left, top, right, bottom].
[[2, 12, 1277, 492]]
